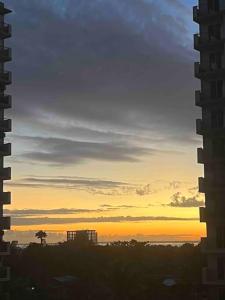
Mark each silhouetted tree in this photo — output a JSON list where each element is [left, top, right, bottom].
[[8, 242, 203, 300], [35, 231, 47, 245]]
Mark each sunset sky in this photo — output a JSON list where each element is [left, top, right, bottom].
[[3, 0, 205, 243]]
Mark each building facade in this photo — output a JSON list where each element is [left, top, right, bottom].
[[0, 1, 11, 295], [194, 0, 225, 299], [67, 230, 98, 245]]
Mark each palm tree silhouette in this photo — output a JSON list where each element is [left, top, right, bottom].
[[35, 230, 47, 245]]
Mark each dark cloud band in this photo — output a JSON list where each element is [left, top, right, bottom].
[[11, 215, 198, 226]]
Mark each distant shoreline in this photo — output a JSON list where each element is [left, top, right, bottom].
[[17, 240, 200, 248]]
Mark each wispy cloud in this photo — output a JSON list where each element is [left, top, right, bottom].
[[12, 215, 198, 226], [7, 176, 128, 187], [7, 176, 190, 198], [136, 180, 187, 196], [165, 0, 191, 13], [16, 136, 154, 165], [100, 204, 146, 209], [136, 184, 153, 196], [6, 204, 148, 218], [167, 192, 204, 208], [5, 207, 119, 217], [20, 177, 128, 188]]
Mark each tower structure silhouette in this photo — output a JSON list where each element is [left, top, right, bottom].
[[194, 0, 225, 298], [0, 1, 11, 297]]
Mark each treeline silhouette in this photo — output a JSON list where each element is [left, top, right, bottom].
[[8, 240, 203, 300]]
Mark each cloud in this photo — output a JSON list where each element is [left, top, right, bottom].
[[100, 204, 145, 209], [136, 184, 154, 196], [188, 186, 199, 194], [12, 215, 198, 226], [3, 0, 197, 168], [167, 192, 204, 208], [7, 176, 191, 198], [168, 181, 185, 189], [135, 180, 188, 196], [5, 207, 117, 217], [165, 0, 190, 13], [5, 204, 148, 217], [7, 175, 134, 196], [20, 177, 128, 188], [15, 135, 155, 165]]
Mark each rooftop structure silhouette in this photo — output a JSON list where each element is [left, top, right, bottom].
[[67, 230, 98, 245]]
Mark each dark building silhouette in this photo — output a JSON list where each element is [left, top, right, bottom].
[[194, 0, 225, 298], [67, 230, 98, 245], [0, 0, 11, 295]]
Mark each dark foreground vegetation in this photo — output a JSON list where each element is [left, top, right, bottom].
[[7, 240, 203, 300]]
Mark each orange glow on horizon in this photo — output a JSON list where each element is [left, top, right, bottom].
[[11, 220, 206, 242]]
